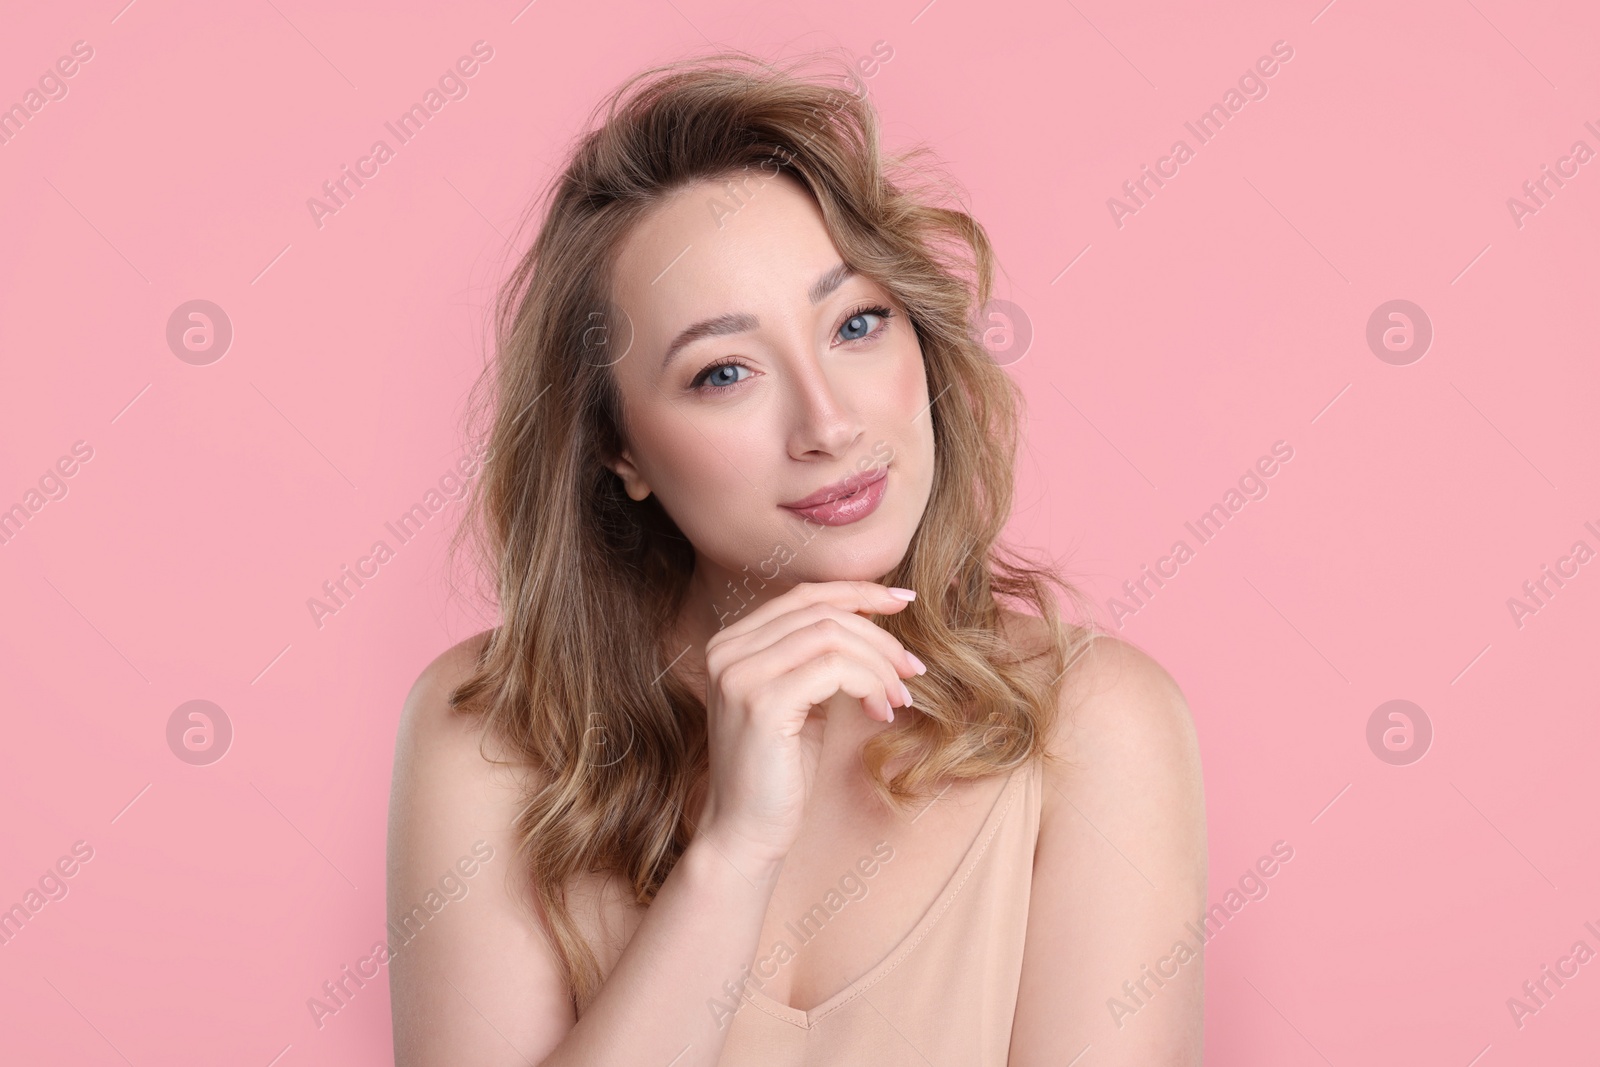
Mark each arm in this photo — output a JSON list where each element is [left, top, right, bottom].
[[386, 634, 787, 1067], [1007, 635, 1208, 1066]]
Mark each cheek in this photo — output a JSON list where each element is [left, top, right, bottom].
[[637, 418, 722, 495], [888, 349, 933, 447], [893, 364, 924, 411], [895, 341, 929, 407], [632, 406, 768, 523]]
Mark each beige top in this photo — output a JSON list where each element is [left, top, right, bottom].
[[716, 754, 1045, 1066]]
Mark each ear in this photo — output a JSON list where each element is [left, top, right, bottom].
[[606, 450, 652, 502]]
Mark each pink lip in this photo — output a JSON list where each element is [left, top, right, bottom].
[[781, 465, 888, 509], [780, 466, 889, 527]]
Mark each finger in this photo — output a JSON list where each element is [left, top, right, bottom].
[[713, 602, 924, 679], [765, 652, 901, 726], [711, 580, 915, 645], [727, 619, 913, 715]]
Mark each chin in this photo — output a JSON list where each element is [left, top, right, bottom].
[[792, 535, 913, 585]]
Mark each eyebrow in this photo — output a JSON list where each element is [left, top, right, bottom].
[[658, 262, 856, 373]]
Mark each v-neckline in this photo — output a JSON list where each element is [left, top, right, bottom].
[[738, 761, 1028, 1029]]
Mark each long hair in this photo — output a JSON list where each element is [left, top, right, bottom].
[[446, 47, 1100, 1016]]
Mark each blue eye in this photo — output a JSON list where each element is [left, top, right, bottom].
[[697, 360, 748, 389], [687, 303, 895, 393], [838, 305, 893, 343]]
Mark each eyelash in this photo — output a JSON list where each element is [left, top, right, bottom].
[[689, 303, 896, 393]]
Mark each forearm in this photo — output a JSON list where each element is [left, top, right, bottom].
[[536, 835, 782, 1067]]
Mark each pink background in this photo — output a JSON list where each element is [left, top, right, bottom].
[[2, 0, 1596, 1063]]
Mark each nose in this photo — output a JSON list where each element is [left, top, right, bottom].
[[785, 351, 864, 460]]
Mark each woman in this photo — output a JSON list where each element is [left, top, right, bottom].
[[386, 49, 1206, 1066]]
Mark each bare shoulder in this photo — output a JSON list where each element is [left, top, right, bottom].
[[387, 630, 574, 1065], [1000, 622, 1206, 1061], [1057, 634, 1196, 752], [388, 627, 538, 900], [997, 609, 1201, 804], [392, 629, 543, 794], [999, 610, 1206, 1062], [396, 629, 501, 756]]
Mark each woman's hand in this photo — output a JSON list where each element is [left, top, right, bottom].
[[695, 581, 926, 870]]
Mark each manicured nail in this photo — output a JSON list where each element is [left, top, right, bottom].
[[905, 651, 927, 676], [899, 681, 914, 708], [888, 587, 917, 601]]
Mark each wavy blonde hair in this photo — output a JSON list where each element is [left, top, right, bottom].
[[446, 47, 1101, 1016]]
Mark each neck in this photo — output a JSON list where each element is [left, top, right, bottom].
[[669, 556, 798, 690]]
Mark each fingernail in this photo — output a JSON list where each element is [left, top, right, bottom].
[[888, 587, 917, 601], [906, 651, 927, 676], [899, 681, 914, 708]]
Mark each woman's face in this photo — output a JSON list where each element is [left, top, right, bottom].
[[604, 170, 936, 614]]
